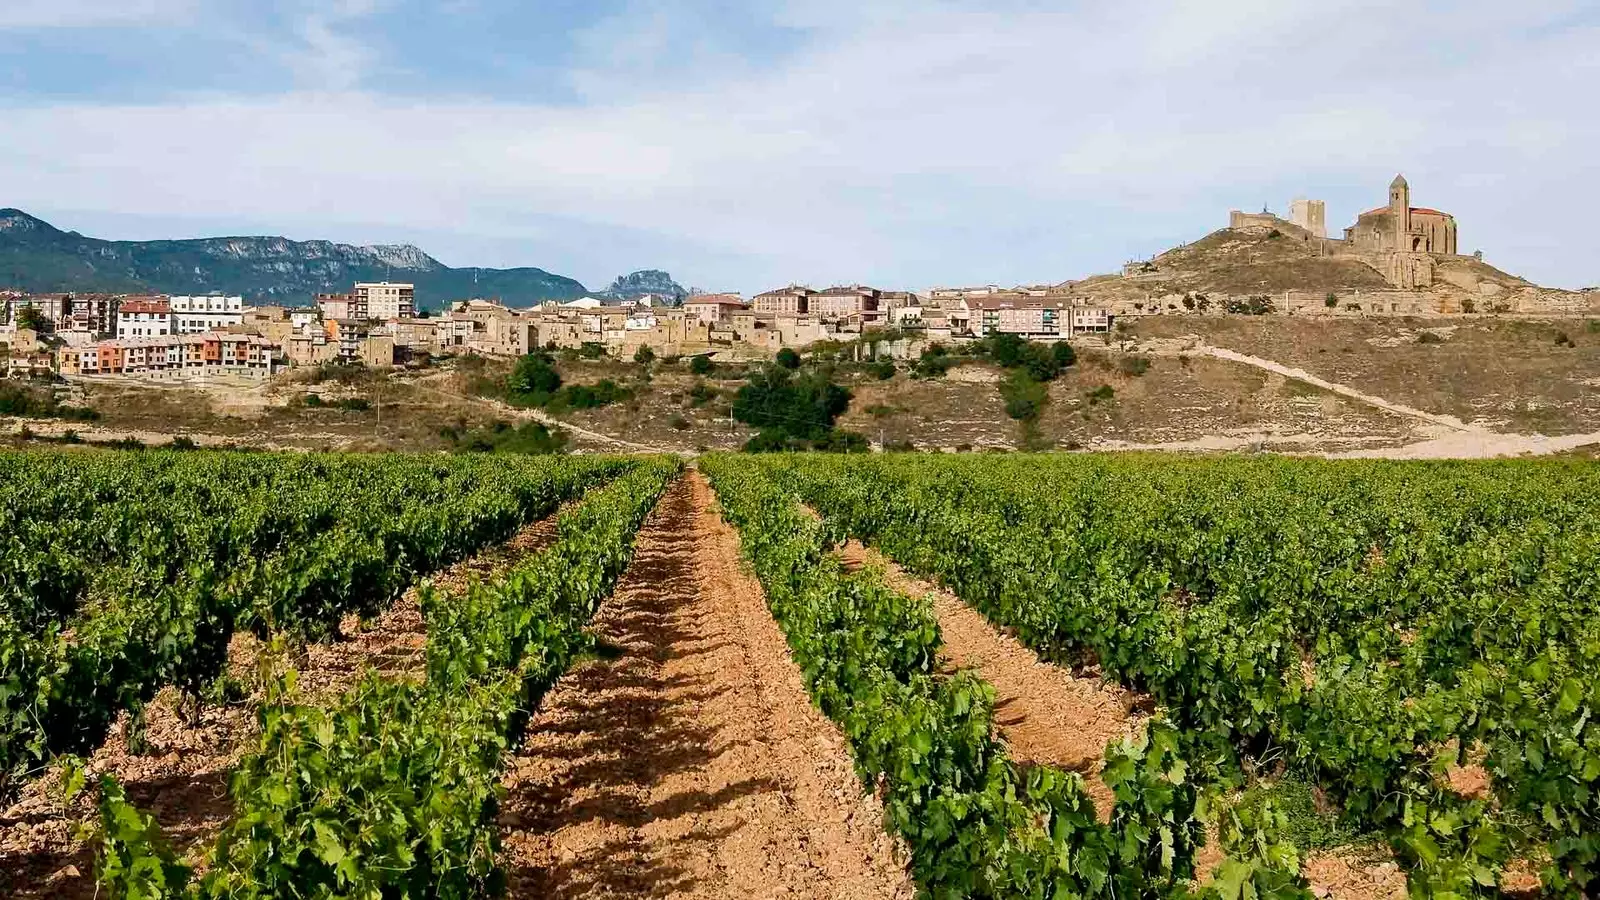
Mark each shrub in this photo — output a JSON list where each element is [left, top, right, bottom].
[[1417, 332, 1445, 345], [775, 348, 802, 370], [731, 366, 851, 441], [443, 420, 567, 454], [1225, 295, 1273, 316], [337, 397, 371, 412], [1555, 331, 1574, 347], [688, 355, 715, 376], [302, 393, 324, 408], [1119, 356, 1151, 376], [1325, 293, 1339, 308], [0, 381, 99, 420], [811, 429, 870, 453], [507, 352, 562, 405], [913, 345, 958, 379], [669, 415, 691, 431], [1462, 298, 1476, 314], [869, 360, 897, 380], [633, 345, 655, 366], [1000, 371, 1048, 422], [546, 379, 631, 414], [866, 404, 898, 419], [1052, 342, 1077, 368], [1087, 384, 1115, 404], [686, 381, 718, 407], [578, 342, 606, 359]]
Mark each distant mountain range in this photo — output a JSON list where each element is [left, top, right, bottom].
[[0, 209, 686, 309]]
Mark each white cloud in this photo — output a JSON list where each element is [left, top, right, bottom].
[[2, 0, 1597, 290], [286, 0, 388, 91], [0, 0, 194, 30]]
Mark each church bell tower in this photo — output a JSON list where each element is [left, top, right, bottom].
[[1389, 174, 1411, 251]]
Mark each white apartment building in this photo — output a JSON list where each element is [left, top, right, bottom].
[[116, 298, 173, 339], [354, 282, 416, 320], [169, 295, 245, 334]]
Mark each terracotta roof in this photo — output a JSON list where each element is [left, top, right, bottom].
[[119, 299, 170, 314], [968, 295, 1071, 311], [753, 286, 814, 299], [1360, 206, 1453, 218]]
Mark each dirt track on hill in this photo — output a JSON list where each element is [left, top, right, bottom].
[[0, 510, 569, 899], [499, 473, 913, 900]]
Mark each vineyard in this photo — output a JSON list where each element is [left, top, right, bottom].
[[0, 448, 1595, 899], [702, 452, 1600, 899]]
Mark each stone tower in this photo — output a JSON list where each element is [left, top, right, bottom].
[[1289, 198, 1327, 239], [1389, 174, 1411, 250]]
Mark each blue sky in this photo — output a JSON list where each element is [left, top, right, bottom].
[[2, 0, 1597, 292]]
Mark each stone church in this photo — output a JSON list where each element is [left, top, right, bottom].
[[1343, 174, 1458, 255], [1227, 174, 1462, 290]]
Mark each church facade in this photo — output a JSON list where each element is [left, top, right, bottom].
[[1343, 175, 1458, 255]]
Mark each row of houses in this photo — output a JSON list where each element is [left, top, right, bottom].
[[4, 292, 250, 339], [4, 279, 1121, 385], [56, 333, 281, 379], [688, 285, 1113, 342]]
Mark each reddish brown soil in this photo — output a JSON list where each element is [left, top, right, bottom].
[[301, 510, 568, 702], [0, 511, 568, 898], [499, 473, 914, 899], [1303, 850, 1408, 900], [834, 539, 1147, 819]]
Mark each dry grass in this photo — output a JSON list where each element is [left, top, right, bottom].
[[1129, 316, 1600, 434]]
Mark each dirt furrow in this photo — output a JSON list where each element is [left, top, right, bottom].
[[0, 509, 570, 899], [831, 541, 1427, 899], [499, 472, 914, 900], [833, 538, 1147, 819]]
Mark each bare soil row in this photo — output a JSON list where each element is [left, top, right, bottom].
[[0, 510, 570, 899], [828, 535, 1412, 900], [497, 473, 913, 899]]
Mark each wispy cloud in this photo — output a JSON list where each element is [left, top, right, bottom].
[[286, 0, 388, 92], [2, 0, 1597, 290], [0, 0, 194, 30]]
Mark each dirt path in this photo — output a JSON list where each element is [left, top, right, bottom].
[[0, 510, 571, 899], [831, 539, 1146, 818], [1185, 345, 1474, 431], [408, 373, 670, 454], [499, 473, 914, 900]]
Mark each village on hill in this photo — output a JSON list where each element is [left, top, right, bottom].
[[1, 175, 1594, 385]]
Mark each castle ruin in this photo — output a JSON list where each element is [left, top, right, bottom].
[[1227, 174, 1462, 290]]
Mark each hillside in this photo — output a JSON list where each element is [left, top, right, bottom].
[[0, 208, 588, 307], [13, 314, 1596, 460], [1064, 227, 1583, 314], [1069, 229, 1396, 302]]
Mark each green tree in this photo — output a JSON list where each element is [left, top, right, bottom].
[[633, 345, 656, 366], [775, 347, 802, 370], [983, 333, 1028, 367], [999, 371, 1048, 422], [688, 355, 714, 376], [15, 306, 48, 332], [732, 365, 850, 440], [507, 352, 561, 405], [1052, 342, 1077, 368]]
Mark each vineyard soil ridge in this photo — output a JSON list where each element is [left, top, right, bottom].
[[499, 472, 914, 899]]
